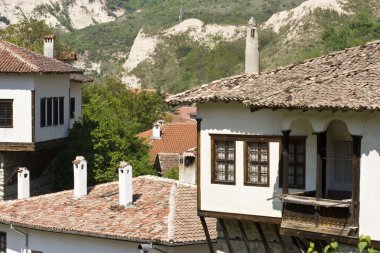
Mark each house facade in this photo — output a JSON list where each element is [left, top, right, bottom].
[[167, 33, 380, 252], [0, 39, 87, 199]]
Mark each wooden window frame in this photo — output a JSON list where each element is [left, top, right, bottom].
[[0, 231, 5, 253], [41, 97, 64, 127], [244, 140, 270, 187], [280, 136, 307, 189], [210, 135, 236, 185], [0, 99, 13, 128]]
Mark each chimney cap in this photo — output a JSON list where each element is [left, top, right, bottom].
[[72, 156, 85, 164], [248, 17, 257, 27], [119, 161, 131, 168], [43, 34, 55, 40], [17, 167, 29, 173]]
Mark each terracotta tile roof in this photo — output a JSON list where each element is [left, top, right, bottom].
[[166, 40, 380, 112], [70, 73, 95, 83], [154, 153, 180, 173], [0, 176, 216, 245], [138, 122, 197, 163], [0, 40, 83, 74]]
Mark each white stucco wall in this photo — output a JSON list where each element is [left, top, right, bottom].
[[34, 74, 71, 142], [0, 75, 34, 143], [0, 224, 210, 253], [69, 81, 82, 128], [198, 102, 380, 240]]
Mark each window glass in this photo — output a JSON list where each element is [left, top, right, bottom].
[[212, 140, 235, 184], [0, 100, 12, 128], [246, 142, 269, 186]]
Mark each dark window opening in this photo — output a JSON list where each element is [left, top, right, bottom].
[[40, 98, 46, 127], [46, 98, 52, 126], [0, 100, 13, 128], [70, 97, 75, 119], [59, 97, 64, 125], [0, 232, 5, 253], [53, 97, 59, 125]]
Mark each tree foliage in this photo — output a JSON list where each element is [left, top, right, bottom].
[[322, 13, 380, 51], [54, 78, 165, 190]]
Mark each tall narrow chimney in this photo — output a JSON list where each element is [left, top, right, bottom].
[[17, 167, 30, 199], [118, 161, 133, 207], [43, 35, 55, 58], [73, 156, 87, 199], [152, 123, 161, 139], [245, 17, 259, 74]]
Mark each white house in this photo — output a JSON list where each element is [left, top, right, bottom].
[[0, 159, 216, 253], [0, 38, 90, 200], [166, 18, 380, 252]]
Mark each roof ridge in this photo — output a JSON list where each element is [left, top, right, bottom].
[[167, 182, 178, 243], [0, 41, 39, 71]]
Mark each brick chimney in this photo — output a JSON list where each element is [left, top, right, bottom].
[[73, 156, 87, 199], [17, 167, 30, 199], [118, 161, 133, 207], [43, 35, 55, 58]]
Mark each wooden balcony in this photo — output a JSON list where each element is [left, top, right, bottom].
[[280, 192, 358, 238]]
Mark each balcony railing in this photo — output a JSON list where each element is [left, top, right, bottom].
[[280, 192, 358, 237]]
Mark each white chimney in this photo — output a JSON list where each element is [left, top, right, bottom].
[[43, 35, 55, 58], [118, 161, 133, 207], [152, 123, 161, 139], [245, 17, 259, 74], [179, 152, 196, 185], [17, 167, 30, 199], [73, 156, 87, 199]]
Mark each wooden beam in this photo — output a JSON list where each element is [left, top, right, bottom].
[[199, 216, 215, 253], [238, 221, 252, 253], [351, 135, 362, 228], [282, 130, 291, 194], [31, 90, 35, 143], [198, 210, 282, 224], [220, 219, 235, 253], [255, 222, 272, 253], [291, 236, 305, 253], [273, 224, 287, 253], [316, 132, 324, 200]]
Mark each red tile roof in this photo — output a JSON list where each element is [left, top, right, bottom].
[[138, 122, 197, 163], [0, 40, 82, 74], [166, 40, 380, 112], [154, 153, 180, 173], [0, 176, 216, 245]]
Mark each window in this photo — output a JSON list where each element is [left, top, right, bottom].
[[46, 98, 52, 126], [288, 137, 306, 189], [0, 232, 5, 253], [245, 141, 269, 186], [0, 100, 13, 128], [251, 28, 255, 38], [211, 137, 235, 184], [70, 97, 75, 119], [40, 97, 64, 127]]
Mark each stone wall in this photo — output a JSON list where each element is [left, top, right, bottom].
[[0, 149, 60, 200]]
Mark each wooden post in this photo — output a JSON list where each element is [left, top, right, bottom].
[[255, 222, 272, 253], [200, 216, 215, 253], [273, 224, 287, 253], [238, 221, 252, 253], [282, 130, 291, 195], [351, 135, 362, 227], [220, 219, 235, 253], [196, 116, 202, 211], [316, 132, 324, 200]]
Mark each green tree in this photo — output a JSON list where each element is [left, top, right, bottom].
[[54, 78, 164, 189]]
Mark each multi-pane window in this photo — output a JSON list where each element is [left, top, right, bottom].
[[288, 137, 306, 188], [40, 97, 64, 127], [212, 139, 235, 184], [0, 100, 13, 128], [0, 232, 5, 253], [245, 142, 269, 186]]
